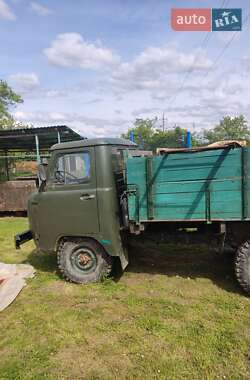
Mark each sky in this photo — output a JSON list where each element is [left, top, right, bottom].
[[1, 0, 250, 138]]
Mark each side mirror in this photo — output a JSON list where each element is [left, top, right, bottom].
[[38, 164, 47, 182], [38, 164, 47, 192]]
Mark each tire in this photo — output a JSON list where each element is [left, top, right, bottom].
[[235, 240, 250, 295], [57, 238, 112, 284]]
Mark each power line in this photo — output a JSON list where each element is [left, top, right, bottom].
[[221, 0, 230, 8], [166, 0, 230, 110], [201, 11, 250, 81], [167, 32, 211, 109]]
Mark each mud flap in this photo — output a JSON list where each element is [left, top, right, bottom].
[[119, 246, 129, 270]]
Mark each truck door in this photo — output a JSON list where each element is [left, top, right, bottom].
[[37, 147, 99, 251]]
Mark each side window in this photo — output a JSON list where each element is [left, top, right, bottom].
[[53, 152, 90, 185]]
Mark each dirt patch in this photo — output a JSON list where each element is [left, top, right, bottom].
[[52, 344, 133, 379]]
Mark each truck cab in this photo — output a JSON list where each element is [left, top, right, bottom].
[[24, 138, 137, 283]]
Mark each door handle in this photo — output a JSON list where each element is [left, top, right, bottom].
[[80, 194, 95, 201]]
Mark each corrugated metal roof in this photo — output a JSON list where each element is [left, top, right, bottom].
[[0, 125, 85, 151]]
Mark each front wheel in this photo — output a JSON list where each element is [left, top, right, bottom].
[[235, 240, 250, 295], [57, 238, 112, 284]]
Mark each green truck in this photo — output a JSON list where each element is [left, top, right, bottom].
[[15, 138, 250, 294]]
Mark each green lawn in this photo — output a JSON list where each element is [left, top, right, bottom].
[[0, 217, 250, 380]]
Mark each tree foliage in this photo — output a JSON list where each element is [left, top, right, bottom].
[[122, 118, 198, 151], [0, 80, 23, 130], [204, 115, 250, 143], [121, 118, 155, 150], [123, 115, 250, 151]]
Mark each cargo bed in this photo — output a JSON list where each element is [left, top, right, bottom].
[[126, 146, 249, 223]]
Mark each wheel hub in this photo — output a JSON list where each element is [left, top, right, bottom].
[[70, 247, 97, 273], [78, 253, 91, 265]]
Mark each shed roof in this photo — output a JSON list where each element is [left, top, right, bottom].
[[0, 125, 84, 152]]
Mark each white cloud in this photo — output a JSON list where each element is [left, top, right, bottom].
[[44, 35, 213, 99], [9, 72, 40, 91], [127, 67, 250, 133], [131, 107, 160, 117], [8, 72, 79, 99], [109, 46, 212, 96], [30, 2, 52, 16], [44, 89, 68, 98], [13, 110, 129, 138], [241, 56, 250, 72], [129, 46, 211, 74], [0, 0, 15, 20], [44, 33, 121, 70], [16, 36, 250, 137]]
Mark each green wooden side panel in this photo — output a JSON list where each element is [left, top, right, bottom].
[[126, 147, 249, 222]]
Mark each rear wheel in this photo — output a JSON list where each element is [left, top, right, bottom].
[[57, 238, 112, 284], [235, 240, 250, 295]]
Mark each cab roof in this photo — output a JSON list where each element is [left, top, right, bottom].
[[51, 137, 137, 151]]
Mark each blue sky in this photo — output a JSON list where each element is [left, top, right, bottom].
[[1, 0, 250, 137]]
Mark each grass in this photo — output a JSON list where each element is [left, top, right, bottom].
[[0, 217, 250, 379]]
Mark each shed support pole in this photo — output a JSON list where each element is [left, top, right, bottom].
[[4, 150, 10, 181], [57, 131, 61, 143], [35, 135, 40, 164]]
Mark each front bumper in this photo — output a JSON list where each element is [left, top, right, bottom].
[[15, 230, 33, 249]]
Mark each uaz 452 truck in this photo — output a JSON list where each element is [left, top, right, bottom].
[[15, 138, 250, 295]]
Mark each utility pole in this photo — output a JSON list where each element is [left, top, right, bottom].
[[162, 113, 165, 132]]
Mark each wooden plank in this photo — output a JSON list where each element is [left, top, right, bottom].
[[146, 157, 154, 219], [154, 179, 242, 194], [154, 148, 239, 162], [242, 147, 248, 219]]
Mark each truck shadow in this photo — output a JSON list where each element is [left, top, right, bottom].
[[125, 241, 245, 296], [25, 243, 244, 296], [25, 249, 58, 274]]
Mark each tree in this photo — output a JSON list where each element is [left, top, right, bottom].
[[0, 80, 23, 129], [150, 126, 198, 151], [204, 115, 250, 144], [122, 118, 156, 150], [122, 118, 199, 151]]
